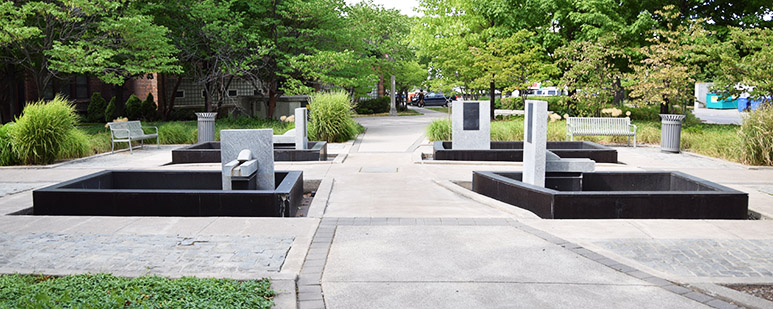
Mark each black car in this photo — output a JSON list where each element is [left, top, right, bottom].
[[413, 92, 456, 107]]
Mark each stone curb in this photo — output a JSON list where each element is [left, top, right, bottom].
[[687, 282, 773, 309]]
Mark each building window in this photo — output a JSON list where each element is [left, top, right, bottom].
[[75, 75, 88, 99], [201, 90, 206, 98], [175, 91, 185, 98], [57, 80, 71, 98], [43, 80, 55, 100], [228, 90, 237, 97]]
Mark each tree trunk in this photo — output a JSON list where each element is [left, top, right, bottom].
[[204, 81, 213, 112], [613, 76, 625, 106], [489, 80, 495, 120], [162, 76, 183, 120], [267, 81, 277, 119]]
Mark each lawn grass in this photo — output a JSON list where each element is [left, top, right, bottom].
[[0, 274, 275, 308], [77, 117, 293, 155], [426, 107, 450, 113], [427, 118, 747, 164]]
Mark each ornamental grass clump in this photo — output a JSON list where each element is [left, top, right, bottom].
[[0, 123, 19, 166], [308, 90, 359, 142], [57, 128, 92, 160], [739, 104, 773, 166], [10, 96, 78, 165]]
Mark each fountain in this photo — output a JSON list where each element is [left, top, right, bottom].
[[172, 108, 327, 164], [472, 100, 748, 219], [33, 129, 303, 217], [432, 99, 618, 163]]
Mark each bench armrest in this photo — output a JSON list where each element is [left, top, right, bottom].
[[630, 124, 637, 134], [142, 126, 159, 135]]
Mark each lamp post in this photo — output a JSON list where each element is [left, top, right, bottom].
[[386, 53, 397, 116]]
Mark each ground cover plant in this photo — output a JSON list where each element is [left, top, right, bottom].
[[427, 117, 748, 164], [0, 274, 275, 308]]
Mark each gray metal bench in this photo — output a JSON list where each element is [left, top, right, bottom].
[[107, 120, 159, 153], [566, 117, 637, 147]]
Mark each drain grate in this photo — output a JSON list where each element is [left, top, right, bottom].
[[359, 167, 398, 173]]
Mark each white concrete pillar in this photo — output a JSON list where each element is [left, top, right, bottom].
[[294, 107, 308, 150], [523, 100, 548, 187]]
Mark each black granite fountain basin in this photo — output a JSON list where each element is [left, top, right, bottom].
[[472, 171, 748, 219], [433, 141, 617, 163], [171, 141, 328, 164], [33, 170, 303, 217]]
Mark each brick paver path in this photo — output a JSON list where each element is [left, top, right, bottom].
[[598, 239, 773, 278]]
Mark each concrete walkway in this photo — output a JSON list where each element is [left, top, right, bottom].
[[1, 106, 772, 309]]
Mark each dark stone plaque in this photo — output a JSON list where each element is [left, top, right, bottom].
[[463, 102, 479, 130]]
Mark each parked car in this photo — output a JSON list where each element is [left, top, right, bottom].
[[413, 92, 456, 107]]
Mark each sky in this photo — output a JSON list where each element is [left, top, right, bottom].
[[345, 0, 422, 17]]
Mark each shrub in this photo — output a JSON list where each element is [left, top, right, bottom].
[[740, 105, 773, 165], [10, 96, 78, 165], [141, 93, 157, 120], [168, 107, 201, 121], [57, 128, 91, 159], [124, 95, 142, 120], [355, 97, 390, 114], [86, 92, 106, 123], [308, 90, 359, 142], [0, 123, 19, 166], [498, 97, 524, 110], [104, 97, 117, 122]]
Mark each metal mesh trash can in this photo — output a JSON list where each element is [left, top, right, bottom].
[[660, 114, 685, 153], [196, 112, 217, 143]]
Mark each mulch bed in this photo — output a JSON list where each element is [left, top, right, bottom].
[[724, 284, 773, 302]]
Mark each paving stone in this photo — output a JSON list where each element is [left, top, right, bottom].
[[661, 284, 693, 295], [705, 299, 738, 309], [683, 292, 714, 303], [298, 299, 326, 309], [0, 232, 293, 275], [596, 239, 773, 278]]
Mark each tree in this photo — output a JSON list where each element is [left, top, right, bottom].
[[712, 27, 773, 103], [556, 34, 627, 116], [138, 0, 267, 116], [470, 30, 556, 103], [0, 0, 180, 100], [626, 6, 709, 114]]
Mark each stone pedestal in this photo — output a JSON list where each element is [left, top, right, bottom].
[[523, 100, 548, 186], [220, 129, 275, 190], [451, 99, 490, 150], [294, 108, 308, 150]]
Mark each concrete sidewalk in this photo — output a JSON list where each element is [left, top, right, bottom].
[[0, 106, 771, 308]]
